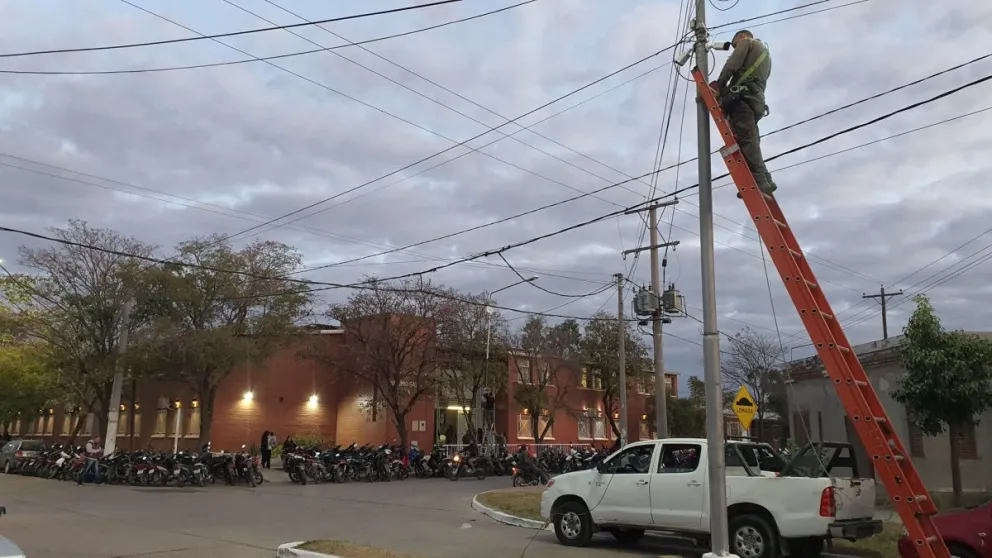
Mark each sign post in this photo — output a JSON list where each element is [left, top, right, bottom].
[[731, 386, 758, 436]]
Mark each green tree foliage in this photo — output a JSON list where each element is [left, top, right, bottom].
[[134, 236, 312, 444], [892, 295, 992, 506], [580, 311, 649, 438], [512, 316, 581, 443], [5, 221, 152, 438], [0, 342, 60, 433], [646, 394, 706, 438]]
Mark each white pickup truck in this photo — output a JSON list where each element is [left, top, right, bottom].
[[540, 437, 883, 558]]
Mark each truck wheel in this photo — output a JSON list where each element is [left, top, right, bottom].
[[788, 537, 823, 557], [729, 514, 778, 558], [552, 501, 593, 547], [609, 528, 645, 545], [948, 543, 979, 558]]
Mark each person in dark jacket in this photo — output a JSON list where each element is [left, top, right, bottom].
[[259, 431, 272, 469]]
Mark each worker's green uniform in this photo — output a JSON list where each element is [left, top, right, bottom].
[[716, 37, 775, 195]]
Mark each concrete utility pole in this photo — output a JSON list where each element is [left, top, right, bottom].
[[615, 272, 628, 446], [649, 206, 668, 439], [622, 200, 680, 440], [104, 299, 135, 456], [862, 285, 903, 340], [691, 1, 733, 555]]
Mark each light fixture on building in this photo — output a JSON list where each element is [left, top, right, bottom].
[[308, 394, 319, 408], [641, 414, 647, 420], [613, 412, 620, 419], [445, 405, 469, 412], [191, 398, 199, 409], [48, 408, 54, 415], [134, 402, 141, 411], [120, 404, 127, 412], [243, 390, 254, 402], [173, 400, 182, 409]]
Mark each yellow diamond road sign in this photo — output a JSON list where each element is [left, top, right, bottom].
[[732, 385, 758, 431]]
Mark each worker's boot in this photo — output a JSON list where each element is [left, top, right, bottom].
[[736, 173, 778, 199]]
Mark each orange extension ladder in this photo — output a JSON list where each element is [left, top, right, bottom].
[[690, 67, 950, 558]]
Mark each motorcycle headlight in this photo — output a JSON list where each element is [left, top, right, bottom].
[[453, 455, 461, 462]]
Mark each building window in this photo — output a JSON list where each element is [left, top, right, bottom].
[[726, 417, 744, 438], [516, 360, 532, 384], [60, 409, 74, 436], [538, 362, 552, 385], [665, 375, 675, 397], [25, 417, 36, 436], [958, 423, 978, 460], [516, 414, 534, 439], [907, 420, 925, 458], [639, 420, 649, 440], [186, 407, 201, 438], [153, 397, 168, 437], [43, 414, 54, 436], [80, 413, 95, 437], [166, 404, 181, 438], [636, 377, 651, 394], [592, 412, 607, 439], [580, 368, 603, 390], [117, 410, 129, 436], [578, 412, 592, 439], [537, 414, 553, 439]]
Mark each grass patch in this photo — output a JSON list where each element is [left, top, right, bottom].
[[828, 522, 902, 558], [296, 540, 423, 558], [476, 488, 545, 521]]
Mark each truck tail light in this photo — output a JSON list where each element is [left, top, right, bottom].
[[546, 479, 555, 488], [819, 487, 836, 517], [15, 451, 23, 458]]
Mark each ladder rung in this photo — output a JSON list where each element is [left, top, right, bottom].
[[853, 380, 868, 387], [821, 311, 834, 320], [872, 416, 886, 424], [788, 248, 802, 258], [773, 219, 787, 229], [804, 279, 818, 289], [761, 192, 774, 201], [838, 346, 851, 353]]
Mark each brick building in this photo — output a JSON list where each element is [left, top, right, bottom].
[[7, 324, 679, 452]]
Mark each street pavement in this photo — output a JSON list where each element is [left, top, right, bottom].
[[0, 470, 701, 558]]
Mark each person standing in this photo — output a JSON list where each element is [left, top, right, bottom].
[[259, 431, 272, 469], [710, 29, 775, 197], [266, 431, 277, 469], [78, 436, 103, 486]]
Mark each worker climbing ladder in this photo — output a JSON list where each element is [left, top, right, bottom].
[[690, 67, 950, 558]]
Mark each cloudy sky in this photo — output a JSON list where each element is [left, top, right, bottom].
[[1, 0, 990, 394]]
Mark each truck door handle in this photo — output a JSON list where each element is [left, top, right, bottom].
[[687, 481, 701, 487], [636, 480, 649, 486]]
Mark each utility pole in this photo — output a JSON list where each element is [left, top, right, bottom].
[[862, 285, 903, 340], [691, 1, 733, 555], [104, 299, 135, 456], [615, 273, 628, 446], [623, 200, 680, 440], [649, 206, 668, 439]]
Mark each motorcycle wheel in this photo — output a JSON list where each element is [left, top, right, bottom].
[[512, 475, 525, 487], [448, 465, 460, 481], [253, 470, 264, 485], [475, 468, 487, 481], [247, 469, 256, 487]]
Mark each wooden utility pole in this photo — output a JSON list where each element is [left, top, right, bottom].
[[862, 285, 903, 339]]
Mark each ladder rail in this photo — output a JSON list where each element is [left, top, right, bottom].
[[690, 68, 949, 558]]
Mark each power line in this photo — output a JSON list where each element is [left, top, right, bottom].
[[0, 2, 536, 75], [0, 225, 638, 324], [206, 0, 868, 246], [291, 59, 991, 279], [497, 253, 612, 299], [0, 0, 466, 60]]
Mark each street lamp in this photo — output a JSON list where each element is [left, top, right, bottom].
[[480, 276, 539, 440]]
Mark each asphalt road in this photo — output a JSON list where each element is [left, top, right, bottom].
[[0, 470, 701, 558]]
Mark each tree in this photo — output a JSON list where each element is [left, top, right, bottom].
[[5, 221, 153, 439], [134, 236, 312, 443], [308, 277, 443, 450], [646, 394, 705, 438], [892, 295, 992, 507], [512, 316, 581, 443], [435, 292, 509, 435], [722, 327, 784, 440], [581, 311, 649, 438], [0, 341, 60, 434]]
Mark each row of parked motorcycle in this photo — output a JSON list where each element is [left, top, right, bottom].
[[281, 443, 615, 486], [5, 442, 263, 487]]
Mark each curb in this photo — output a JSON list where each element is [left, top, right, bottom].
[[471, 492, 552, 531], [275, 542, 340, 558]]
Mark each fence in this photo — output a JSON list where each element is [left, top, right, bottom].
[[438, 442, 593, 457]]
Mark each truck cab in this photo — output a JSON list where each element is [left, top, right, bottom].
[[540, 438, 882, 558]]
